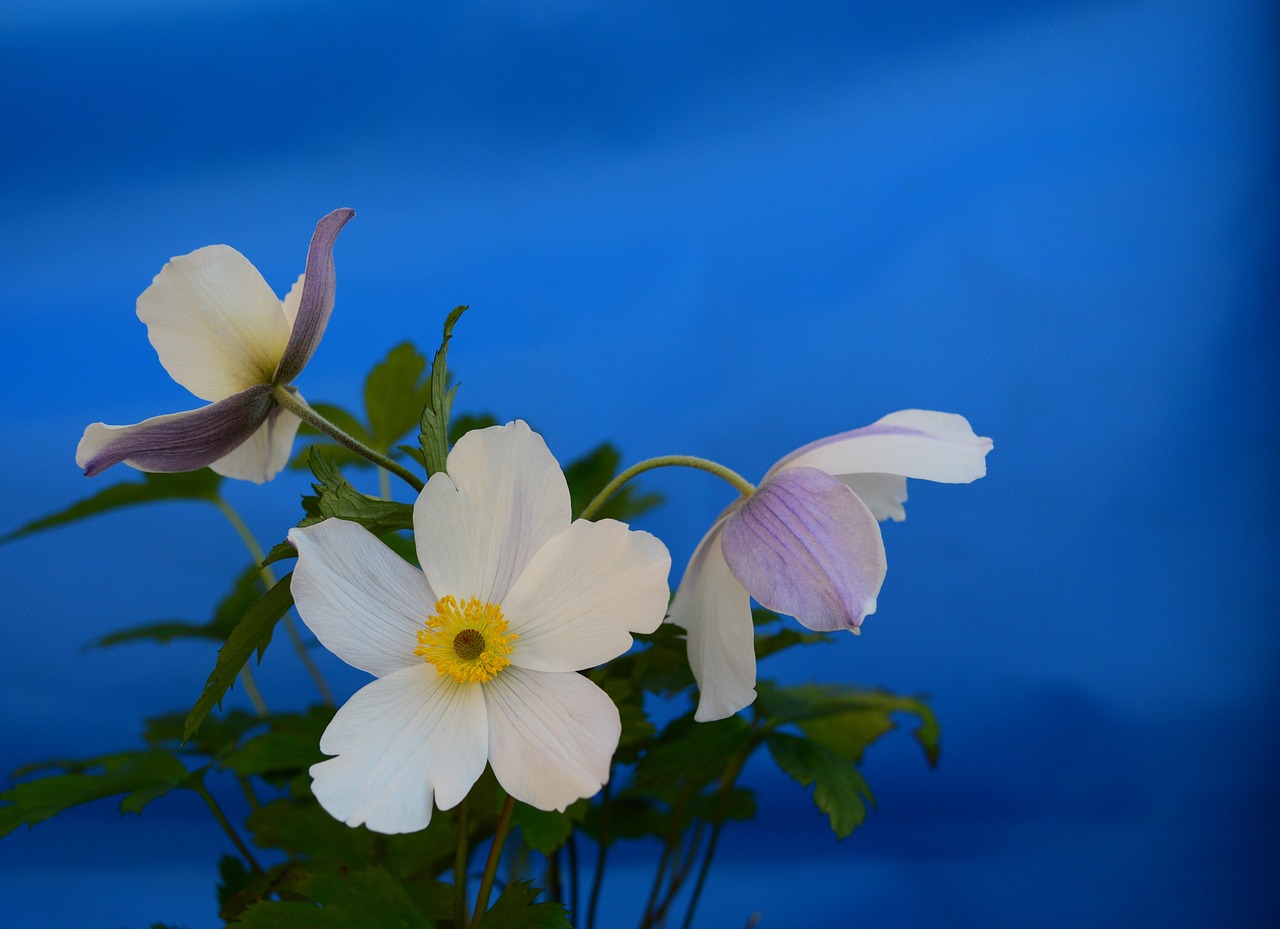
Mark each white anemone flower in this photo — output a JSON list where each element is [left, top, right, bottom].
[[670, 410, 992, 722], [75, 208, 353, 483], [288, 421, 672, 834]]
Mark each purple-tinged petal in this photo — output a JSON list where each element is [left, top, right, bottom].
[[769, 410, 993, 486], [721, 467, 886, 634], [669, 515, 757, 722], [75, 385, 274, 478], [208, 404, 302, 483], [272, 208, 355, 385]]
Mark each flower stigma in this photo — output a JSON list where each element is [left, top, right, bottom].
[[415, 595, 517, 684]]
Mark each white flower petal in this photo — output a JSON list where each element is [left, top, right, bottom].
[[484, 667, 619, 811], [837, 473, 909, 522], [772, 410, 993, 486], [669, 518, 757, 722], [281, 273, 305, 330], [137, 244, 292, 402], [502, 519, 671, 673], [311, 665, 488, 834], [289, 519, 436, 677], [414, 421, 571, 603], [209, 404, 301, 483]]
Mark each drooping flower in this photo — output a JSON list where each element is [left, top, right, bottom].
[[287, 421, 672, 834], [669, 410, 993, 722], [75, 208, 354, 483]]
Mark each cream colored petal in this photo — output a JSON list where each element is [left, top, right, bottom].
[[484, 667, 619, 811], [208, 404, 301, 483], [137, 244, 291, 402], [773, 410, 993, 486], [668, 518, 757, 722], [289, 519, 437, 678], [502, 518, 671, 673], [414, 421, 572, 604], [310, 665, 488, 834], [837, 473, 909, 522], [281, 273, 305, 330]]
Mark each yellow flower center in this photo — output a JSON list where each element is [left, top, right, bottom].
[[415, 595, 517, 684]]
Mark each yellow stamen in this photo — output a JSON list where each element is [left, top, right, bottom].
[[415, 594, 517, 684]]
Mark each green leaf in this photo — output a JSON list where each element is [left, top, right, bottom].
[[512, 799, 587, 855], [631, 715, 755, 796], [143, 708, 262, 759], [365, 342, 431, 451], [448, 412, 499, 446], [563, 442, 662, 522], [89, 562, 264, 650], [478, 880, 571, 929], [231, 865, 431, 929], [418, 305, 468, 477], [754, 626, 832, 662], [184, 573, 294, 742], [301, 452, 416, 533], [0, 751, 195, 837], [765, 731, 873, 839], [226, 707, 334, 778], [2, 469, 221, 544]]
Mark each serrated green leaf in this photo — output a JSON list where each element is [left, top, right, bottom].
[[631, 715, 755, 795], [226, 707, 333, 778], [2, 469, 222, 544], [184, 573, 294, 742], [365, 342, 431, 451], [0, 751, 195, 837], [418, 305, 468, 477], [512, 799, 587, 855], [765, 731, 872, 839], [564, 442, 662, 522], [231, 865, 430, 928], [301, 452, 416, 533], [217, 854, 255, 916], [478, 880, 571, 929], [89, 562, 264, 651], [143, 708, 262, 758]]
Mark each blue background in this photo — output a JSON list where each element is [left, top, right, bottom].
[[1, 1, 1276, 926]]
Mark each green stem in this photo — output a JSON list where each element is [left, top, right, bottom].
[[271, 385, 425, 492], [216, 497, 335, 706], [578, 456, 754, 521], [586, 778, 613, 929], [471, 794, 517, 929], [238, 663, 269, 716], [195, 782, 264, 876], [678, 744, 755, 929], [454, 798, 470, 929], [567, 833, 581, 922], [639, 784, 694, 929]]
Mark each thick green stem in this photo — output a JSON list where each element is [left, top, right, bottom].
[[196, 782, 264, 876], [578, 456, 754, 521], [454, 798, 470, 929], [271, 385, 425, 492], [471, 794, 517, 929], [216, 497, 334, 706]]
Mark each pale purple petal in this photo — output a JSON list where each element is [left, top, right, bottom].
[[75, 385, 274, 478], [721, 467, 886, 633], [208, 404, 301, 484], [483, 667, 619, 811], [289, 518, 438, 677], [669, 515, 757, 722], [272, 208, 355, 385], [310, 664, 488, 833], [502, 518, 671, 673], [770, 410, 993, 486]]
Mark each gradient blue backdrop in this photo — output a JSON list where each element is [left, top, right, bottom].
[[2, 1, 1276, 927]]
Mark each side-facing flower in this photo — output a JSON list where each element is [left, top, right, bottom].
[[75, 208, 354, 483], [287, 421, 672, 834], [670, 410, 993, 722]]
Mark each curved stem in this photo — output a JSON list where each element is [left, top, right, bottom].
[[216, 497, 334, 706], [271, 385, 425, 492], [578, 456, 754, 522], [471, 794, 517, 929], [195, 782, 264, 876]]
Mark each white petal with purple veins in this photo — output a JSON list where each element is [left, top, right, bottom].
[[209, 404, 302, 483]]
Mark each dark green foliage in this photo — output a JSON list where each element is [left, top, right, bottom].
[[230, 866, 435, 928], [2, 469, 222, 544], [513, 800, 588, 855], [225, 708, 334, 780], [563, 442, 662, 521], [477, 880, 571, 929], [0, 751, 196, 837], [765, 732, 874, 838], [184, 573, 294, 742]]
